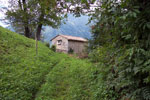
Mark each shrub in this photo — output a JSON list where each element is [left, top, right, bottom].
[[68, 48, 74, 54], [51, 45, 56, 52], [45, 42, 50, 48], [89, 0, 150, 99]]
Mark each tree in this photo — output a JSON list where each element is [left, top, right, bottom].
[[6, 0, 65, 40], [6, 0, 66, 55], [30, 0, 64, 40], [6, 0, 33, 38]]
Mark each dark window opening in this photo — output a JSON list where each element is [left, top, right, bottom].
[[57, 40, 62, 45]]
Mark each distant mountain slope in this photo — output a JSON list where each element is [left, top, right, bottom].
[[42, 14, 92, 42], [4, 14, 92, 42]]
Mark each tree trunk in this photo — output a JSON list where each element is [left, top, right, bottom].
[[22, 0, 31, 38], [24, 26, 31, 38], [35, 24, 42, 55], [36, 24, 43, 40], [35, 30, 38, 56]]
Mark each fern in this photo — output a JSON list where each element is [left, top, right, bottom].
[[142, 87, 150, 100]]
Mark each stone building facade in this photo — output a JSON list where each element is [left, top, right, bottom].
[[51, 35, 88, 55]]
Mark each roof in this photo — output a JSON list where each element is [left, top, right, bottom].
[[50, 34, 88, 42]]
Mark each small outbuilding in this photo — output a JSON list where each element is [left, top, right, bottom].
[[51, 34, 88, 55]]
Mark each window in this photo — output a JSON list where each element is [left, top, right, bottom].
[[57, 40, 62, 45]]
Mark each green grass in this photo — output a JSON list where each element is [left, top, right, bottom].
[[0, 27, 97, 100], [35, 58, 95, 100], [0, 26, 57, 100]]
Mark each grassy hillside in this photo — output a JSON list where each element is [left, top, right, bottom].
[[0, 26, 57, 100], [0, 27, 96, 100]]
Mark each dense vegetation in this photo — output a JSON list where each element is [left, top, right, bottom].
[[89, 0, 150, 99]]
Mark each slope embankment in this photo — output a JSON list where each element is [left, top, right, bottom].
[[0, 27, 97, 100]]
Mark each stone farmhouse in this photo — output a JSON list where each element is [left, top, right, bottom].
[[51, 34, 88, 55]]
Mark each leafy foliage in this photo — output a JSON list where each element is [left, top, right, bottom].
[[89, 0, 150, 99], [45, 42, 50, 48], [68, 48, 74, 54], [50, 45, 56, 52], [6, 0, 63, 40]]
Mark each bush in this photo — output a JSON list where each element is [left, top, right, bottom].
[[51, 45, 56, 52], [45, 42, 50, 48], [89, 0, 150, 99], [68, 48, 74, 54]]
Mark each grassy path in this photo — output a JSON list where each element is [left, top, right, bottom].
[[35, 57, 95, 100], [32, 61, 59, 100]]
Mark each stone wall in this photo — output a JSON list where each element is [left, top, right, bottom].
[[51, 36, 68, 52]]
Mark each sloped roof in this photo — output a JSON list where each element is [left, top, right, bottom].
[[51, 34, 88, 42]]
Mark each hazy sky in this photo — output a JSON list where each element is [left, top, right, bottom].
[[0, 0, 9, 27]]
